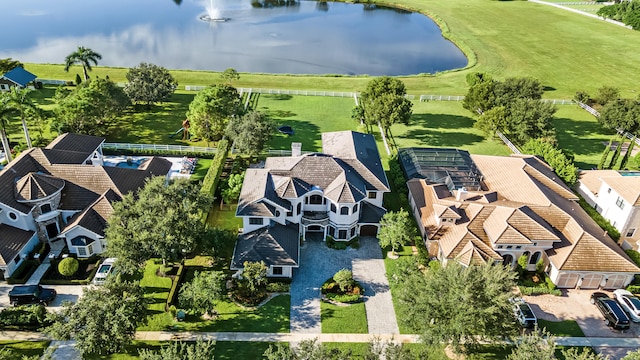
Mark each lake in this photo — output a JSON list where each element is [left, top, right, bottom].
[[0, 0, 467, 76]]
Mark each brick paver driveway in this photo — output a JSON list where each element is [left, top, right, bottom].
[[290, 236, 398, 334]]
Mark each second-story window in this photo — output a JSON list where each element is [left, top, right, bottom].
[[40, 203, 52, 213], [331, 204, 337, 213], [340, 206, 349, 215], [309, 195, 323, 204], [249, 218, 263, 225], [616, 196, 625, 210], [353, 204, 358, 213]]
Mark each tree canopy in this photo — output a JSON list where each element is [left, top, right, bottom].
[[64, 46, 102, 81], [45, 276, 146, 356], [0, 58, 23, 74], [521, 138, 578, 185], [179, 270, 226, 316], [52, 77, 129, 137], [398, 262, 519, 354], [377, 208, 417, 256], [124, 63, 178, 106], [598, 98, 640, 135], [139, 339, 216, 360], [225, 111, 275, 157], [356, 77, 413, 139], [7, 87, 38, 148], [220, 68, 240, 84], [186, 84, 244, 143], [105, 177, 213, 273], [221, 172, 245, 205]]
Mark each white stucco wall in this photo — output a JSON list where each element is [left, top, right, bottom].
[[595, 182, 633, 233], [62, 226, 105, 256], [4, 233, 40, 277], [268, 265, 294, 278], [576, 182, 598, 207]]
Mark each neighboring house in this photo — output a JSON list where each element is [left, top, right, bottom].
[[231, 131, 390, 278], [401, 148, 639, 290], [0, 133, 171, 278], [0, 67, 37, 91], [576, 170, 640, 250]]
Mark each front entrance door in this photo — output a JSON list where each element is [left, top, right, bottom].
[[46, 223, 59, 239]]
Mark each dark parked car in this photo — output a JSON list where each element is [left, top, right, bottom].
[[591, 292, 630, 330], [8, 285, 57, 306]]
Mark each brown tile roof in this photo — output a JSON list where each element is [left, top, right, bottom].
[[578, 170, 620, 196], [15, 173, 65, 202], [0, 225, 35, 266], [600, 176, 640, 206]]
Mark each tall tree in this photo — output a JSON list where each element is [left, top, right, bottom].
[[598, 98, 640, 135], [64, 46, 102, 81], [0, 94, 16, 162], [105, 177, 213, 273], [221, 172, 245, 205], [178, 271, 225, 317], [398, 262, 519, 354], [358, 77, 412, 141], [7, 87, 37, 148], [186, 84, 244, 144], [220, 68, 240, 84], [45, 276, 147, 356], [225, 111, 274, 158], [377, 208, 417, 257], [124, 63, 178, 107], [0, 58, 23, 74], [52, 77, 129, 137]]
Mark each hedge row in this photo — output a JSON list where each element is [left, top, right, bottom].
[[103, 147, 216, 159], [577, 197, 620, 241], [7, 260, 40, 284], [165, 263, 185, 311], [201, 139, 230, 197], [0, 305, 50, 330], [519, 286, 562, 296]]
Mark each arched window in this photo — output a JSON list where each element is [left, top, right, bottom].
[[309, 195, 323, 204], [353, 204, 358, 213], [529, 251, 541, 265], [340, 206, 349, 215], [331, 204, 337, 213]]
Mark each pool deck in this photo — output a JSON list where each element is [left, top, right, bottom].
[[102, 156, 192, 179]]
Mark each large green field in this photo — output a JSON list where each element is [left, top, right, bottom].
[[24, 0, 640, 97]]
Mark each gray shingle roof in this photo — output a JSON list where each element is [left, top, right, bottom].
[[46, 133, 104, 154], [359, 201, 387, 224], [231, 223, 299, 269], [1, 67, 36, 87], [62, 189, 119, 236], [15, 173, 65, 202], [0, 225, 35, 266]]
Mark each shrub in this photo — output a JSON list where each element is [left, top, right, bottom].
[[266, 281, 290, 293], [573, 91, 590, 104], [545, 276, 557, 290], [333, 269, 354, 292], [58, 257, 79, 277], [595, 86, 620, 106], [521, 138, 578, 185], [626, 250, 640, 267], [7, 260, 40, 284], [334, 242, 347, 250], [577, 197, 620, 240], [627, 285, 640, 294], [0, 305, 49, 329], [519, 286, 562, 296], [201, 139, 230, 198], [166, 263, 185, 310], [428, 260, 441, 271], [325, 293, 362, 303]]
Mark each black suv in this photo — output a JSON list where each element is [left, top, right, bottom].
[[8, 285, 57, 306], [591, 292, 630, 330]]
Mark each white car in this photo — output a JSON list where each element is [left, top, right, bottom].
[[613, 289, 640, 322], [92, 258, 117, 285], [510, 297, 537, 329]]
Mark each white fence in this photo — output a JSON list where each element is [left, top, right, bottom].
[[38, 79, 67, 85], [496, 131, 521, 154], [103, 143, 218, 154], [419, 94, 465, 102], [576, 102, 640, 147]]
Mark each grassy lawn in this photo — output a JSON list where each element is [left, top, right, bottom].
[[138, 260, 174, 331], [391, 101, 510, 156], [175, 294, 290, 332], [538, 319, 586, 337], [257, 94, 357, 152], [83, 341, 272, 360], [206, 202, 242, 232], [321, 301, 368, 333], [383, 245, 416, 334], [0, 341, 50, 358]]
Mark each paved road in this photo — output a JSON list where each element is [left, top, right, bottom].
[[289, 236, 394, 334]]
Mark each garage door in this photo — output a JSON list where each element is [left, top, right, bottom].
[[359, 225, 378, 237], [603, 275, 628, 290], [580, 274, 603, 289], [556, 273, 580, 288]]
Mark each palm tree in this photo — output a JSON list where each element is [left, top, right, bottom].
[[7, 87, 37, 149], [0, 94, 16, 162], [64, 46, 102, 81]]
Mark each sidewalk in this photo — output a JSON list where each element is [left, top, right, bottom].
[[26, 241, 66, 286]]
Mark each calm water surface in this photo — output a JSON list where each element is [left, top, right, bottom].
[[0, 0, 467, 75]]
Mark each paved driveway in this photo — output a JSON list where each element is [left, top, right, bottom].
[[524, 289, 640, 338], [0, 284, 85, 312], [290, 236, 398, 334]]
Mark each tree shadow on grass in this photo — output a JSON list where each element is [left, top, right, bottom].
[[399, 128, 484, 148], [268, 120, 321, 151], [408, 113, 475, 129], [553, 117, 616, 167], [262, 94, 293, 101]]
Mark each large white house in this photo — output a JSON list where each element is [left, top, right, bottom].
[[231, 131, 390, 278], [401, 148, 639, 290], [0, 133, 171, 278], [576, 170, 640, 250]]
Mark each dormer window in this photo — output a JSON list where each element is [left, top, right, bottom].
[[367, 192, 376, 199]]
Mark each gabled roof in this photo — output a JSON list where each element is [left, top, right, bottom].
[[62, 189, 120, 236], [433, 204, 461, 219], [359, 201, 387, 224], [1, 67, 36, 87], [600, 175, 640, 206], [0, 225, 35, 266], [46, 133, 104, 154], [237, 170, 291, 217], [231, 223, 299, 268], [15, 172, 65, 202]]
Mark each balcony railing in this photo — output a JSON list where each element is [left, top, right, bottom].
[[301, 211, 329, 226]]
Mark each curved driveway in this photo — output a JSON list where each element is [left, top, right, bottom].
[[289, 236, 398, 334]]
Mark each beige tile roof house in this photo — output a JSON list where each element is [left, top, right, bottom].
[[402, 148, 639, 290], [0, 133, 171, 278], [232, 131, 389, 278], [576, 170, 640, 251]]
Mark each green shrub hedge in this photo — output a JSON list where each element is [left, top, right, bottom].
[[577, 197, 620, 241], [626, 250, 640, 267], [325, 293, 362, 303], [0, 305, 50, 330], [201, 139, 230, 197], [627, 285, 640, 294], [519, 286, 562, 296], [166, 263, 185, 311], [7, 260, 40, 284], [266, 281, 290, 293]]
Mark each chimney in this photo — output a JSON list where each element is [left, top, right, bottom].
[[455, 187, 468, 202], [291, 142, 302, 157]]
